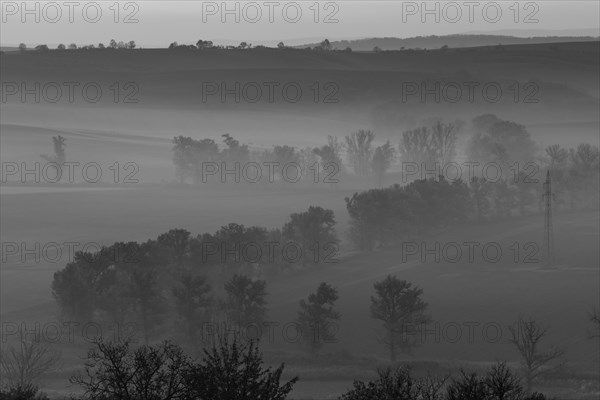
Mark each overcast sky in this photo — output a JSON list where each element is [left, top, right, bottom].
[[1, 0, 599, 47]]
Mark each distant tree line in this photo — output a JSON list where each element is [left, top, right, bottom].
[[167, 115, 598, 251], [171, 133, 343, 185], [13, 39, 569, 54], [20, 38, 343, 51], [167, 38, 348, 52], [51, 205, 338, 345], [160, 115, 591, 253], [170, 131, 393, 186], [44, 269, 573, 399], [17, 39, 136, 52], [341, 114, 599, 251], [346, 178, 471, 251], [16, 38, 346, 53]]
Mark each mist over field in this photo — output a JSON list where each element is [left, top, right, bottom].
[[0, 2, 599, 399]]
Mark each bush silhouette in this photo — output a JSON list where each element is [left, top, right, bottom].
[[186, 337, 298, 400], [71, 337, 298, 400], [0, 384, 49, 400], [339, 362, 551, 400]]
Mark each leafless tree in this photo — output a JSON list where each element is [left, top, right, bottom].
[[0, 331, 61, 387], [398, 122, 457, 172], [70, 339, 191, 400], [545, 144, 569, 169], [484, 361, 524, 400], [345, 129, 375, 176], [416, 371, 450, 400], [430, 121, 458, 167], [508, 316, 564, 393]]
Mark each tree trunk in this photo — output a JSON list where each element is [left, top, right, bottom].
[[525, 373, 532, 394], [389, 328, 396, 362]]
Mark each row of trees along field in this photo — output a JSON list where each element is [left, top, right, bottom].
[[16, 38, 508, 53], [16, 38, 342, 52], [49, 217, 597, 363], [13, 265, 600, 399], [16, 39, 136, 52], [51, 206, 338, 342], [167, 119, 598, 251], [36, 115, 598, 210], [171, 133, 344, 185], [170, 115, 599, 212], [36, 117, 597, 260]]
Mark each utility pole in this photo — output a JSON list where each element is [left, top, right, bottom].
[[542, 170, 554, 265]]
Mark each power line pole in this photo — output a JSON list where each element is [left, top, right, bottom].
[[542, 170, 555, 265]]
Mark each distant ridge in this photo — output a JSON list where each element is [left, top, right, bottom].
[[296, 34, 600, 51], [461, 28, 599, 37]]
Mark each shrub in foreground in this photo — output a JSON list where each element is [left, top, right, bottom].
[[339, 362, 552, 400], [186, 337, 298, 400], [339, 366, 447, 400], [0, 384, 49, 400], [70, 340, 191, 400], [70, 337, 298, 400]]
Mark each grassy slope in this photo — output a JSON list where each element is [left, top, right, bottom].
[[1, 42, 598, 133], [1, 41, 598, 399]]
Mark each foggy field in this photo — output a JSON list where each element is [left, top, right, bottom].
[[1, 36, 599, 400], [1, 183, 598, 398], [1, 42, 599, 139]]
